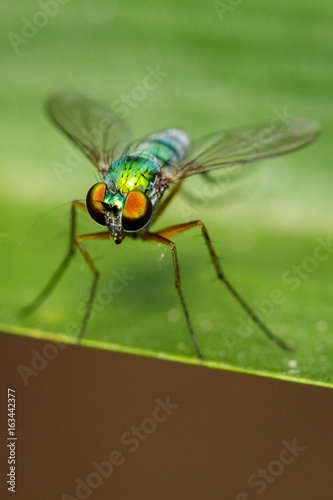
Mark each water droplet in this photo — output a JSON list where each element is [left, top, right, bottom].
[[288, 359, 298, 369], [167, 308, 181, 322], [287, 359, 299, 374], [200, 319, 213, 332], [316, 320, 328, 332]]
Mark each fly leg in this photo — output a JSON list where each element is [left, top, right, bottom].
[[71, 231, 111, 342], [22, 200, 110, 342], [147, 220, 292, 358], [145, 230, 204, 361]]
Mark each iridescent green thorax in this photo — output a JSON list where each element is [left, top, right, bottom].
[[101, 129, 190, 241], [103, 152, 161, 216], [103, 129, 190, 215], [105, 152, 160, 196]]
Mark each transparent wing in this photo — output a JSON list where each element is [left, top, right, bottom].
[[168, 118, 320, 181], [48, 92, 131, 173]]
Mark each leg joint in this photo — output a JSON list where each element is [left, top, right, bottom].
[[67, 247, 76, 258]]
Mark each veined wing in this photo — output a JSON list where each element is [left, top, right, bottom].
[[48, 92, 131, 174], [168, 118, 320, 181]]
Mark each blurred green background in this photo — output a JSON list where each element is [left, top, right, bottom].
[[0, 0, 332, 385]]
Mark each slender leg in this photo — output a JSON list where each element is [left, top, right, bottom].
[[22, 200, 111, 342], [145, 231, 204, 360], [148, 220, 292, 357], [72, 231, 111, 342], [21, 201, 87, 316]]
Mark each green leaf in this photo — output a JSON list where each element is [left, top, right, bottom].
[[0, 0, 332, 388]]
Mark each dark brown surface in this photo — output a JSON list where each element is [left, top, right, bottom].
[[0, 331, 332, 500]]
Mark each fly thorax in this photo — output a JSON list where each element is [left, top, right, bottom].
[[105, 153, 163, 209], [102, 153, 164, 237]]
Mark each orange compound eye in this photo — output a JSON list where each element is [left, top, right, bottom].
[[122, 190, 153, 232], [86, 183, 107, 226]]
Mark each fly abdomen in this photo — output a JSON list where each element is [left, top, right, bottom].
[[136, 129, 190, 166]]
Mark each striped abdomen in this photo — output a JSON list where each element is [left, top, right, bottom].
[[136, 129, 190, 167]]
